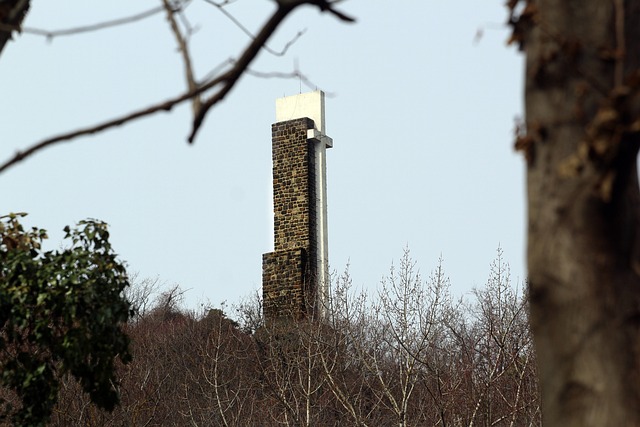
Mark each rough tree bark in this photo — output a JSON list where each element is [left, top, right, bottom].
[[514, 1, 640, 425]]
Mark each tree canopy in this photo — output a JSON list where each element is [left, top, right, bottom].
[[0, 213, 132, 426]]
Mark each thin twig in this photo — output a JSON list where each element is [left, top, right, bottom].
[[187, 0, 354, 143], [186, 3, 296, 143], [0, 76, 223, 174], [177, 4, 198, 38], [0, 0, 355, 173], [162, 0, 201, 115], [305, 0, 356, 23], [0, 6, 166, 40], [245, 68, 333, 96], [203, 0, 306, 57]]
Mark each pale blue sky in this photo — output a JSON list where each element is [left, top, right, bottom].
[[1, 1, 525, 308]]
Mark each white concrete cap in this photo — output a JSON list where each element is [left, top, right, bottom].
[[276, 90, 327, 135]]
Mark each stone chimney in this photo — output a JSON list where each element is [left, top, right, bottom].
[[262, 91, 332, 321]]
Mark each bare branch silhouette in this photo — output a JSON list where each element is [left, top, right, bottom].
[[0, 81, 216, 174], [162, 0, 201, 116], [187, 0, 354, 143], [0, 0, 30, 54], [0, 0, 355, 174], [0, 5, 166, 42], [203, 0, 306, 57]]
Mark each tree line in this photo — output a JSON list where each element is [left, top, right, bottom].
[[2, 244, 539, 426]]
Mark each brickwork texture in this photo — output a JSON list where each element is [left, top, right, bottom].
[[262, 118, 318, 321]]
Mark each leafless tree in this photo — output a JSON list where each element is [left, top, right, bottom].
[[253, 315, 334, 426], [124, 275, 165, 325], [41, 250, 541, 427], [49, 283, 193, 426], [366, 249, 452, 427], [319, 251, 463, 427], [179, 308, 259, 426], [315, 268, 379, 426], [462, 248, 540, 426]]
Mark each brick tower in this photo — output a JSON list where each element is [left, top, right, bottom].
[[262, 91, 332, 321]]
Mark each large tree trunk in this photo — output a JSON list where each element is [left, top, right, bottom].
[[520, 1, 640, 425]]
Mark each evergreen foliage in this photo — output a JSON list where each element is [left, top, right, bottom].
[[0, 213, 132, 426]]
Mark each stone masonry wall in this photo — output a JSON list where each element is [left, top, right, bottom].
[[262, 248, 307, 320], [262, 118, 318, 321]]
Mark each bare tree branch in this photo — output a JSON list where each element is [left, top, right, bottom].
[[0, 5, 166, 42], [0, 79, 218, 174], [185, 3, 295, 143], [0, 0, 30, 54], [307, 0, 356, 23], [162, 0, 201, 116], [187, 0, 354, 143], [203, 0, 306, 57], [244, 67, 333, 97], [0, 0, 355, 173]]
